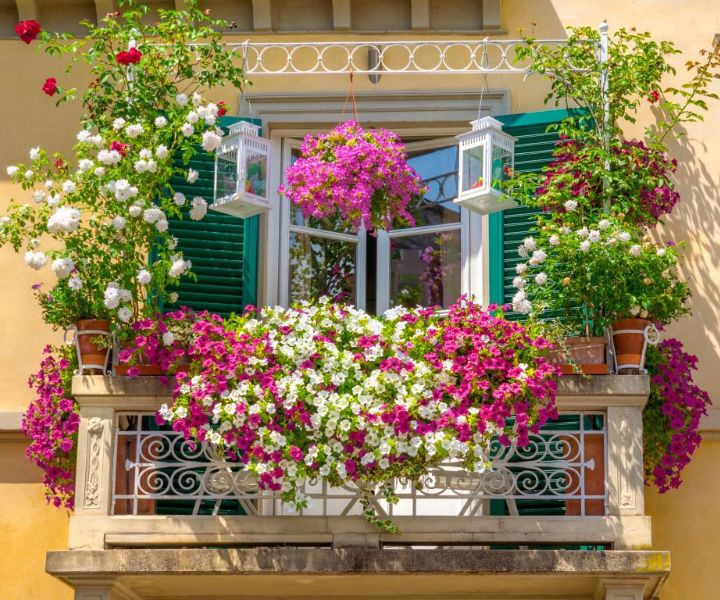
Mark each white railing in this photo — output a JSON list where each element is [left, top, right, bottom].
[[112, 411, 606, 518]]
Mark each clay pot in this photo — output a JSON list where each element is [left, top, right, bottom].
[[612, 318, 652, 373], [75, 319, 111, 373], [549, 337, 609, 375]]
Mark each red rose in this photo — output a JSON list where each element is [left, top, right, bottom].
[[110, 141, 129, 156], [16, 20, 41, 44], [217, 101, 227, 117], [42, 77, 58, 96], [116, 48, 142, 66], [648, 90, 660, 104]]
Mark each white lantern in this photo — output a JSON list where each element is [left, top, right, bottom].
[[213, 121, 272, 219], [455, 116, 517, 214]]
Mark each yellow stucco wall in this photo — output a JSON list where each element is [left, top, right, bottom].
[[1, 2, 719, 599]]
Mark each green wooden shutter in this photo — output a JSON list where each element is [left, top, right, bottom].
[[488, 109, 579, 306], [165, 116, 261, 317]]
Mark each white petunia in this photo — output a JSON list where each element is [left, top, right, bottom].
[[181, 122, 194, 137], [52, 257, 75, 279], [535, 272, 548, 285], [47, 206, 81, 233], [176, 93, 188, 106], [112, 215, 126, 230], [173, 192, 186, 206], [579, 240, 591, 252], [125, 123, 143, 138], [113, 118, 126, 130], [201, 130, 223, 152], [32, 190, 45, 203], [630, 244, 641, 257], [24, 251, 48, 270], [68, 275, 83, 291], [189, 196, 207, 221], [29, 147, 41, 160], [154, 116, 167, 128], [598, 219, 610, 230], [549, 234, 560, 246], [162, 331, 175, 346], [137, 269, 152, 285], [117, 306, 133, 323], [143, 207, 164, 224], [564, 199, 578, 212], [156, 145, 169, 159], [6, 166, 18, 177], [187, 169, 199, 184]]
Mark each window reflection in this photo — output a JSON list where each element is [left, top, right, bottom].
[[406, 145, 460, 227]]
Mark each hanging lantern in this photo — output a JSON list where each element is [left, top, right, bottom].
[[213, 121, 272, 218], [455, 116, 517, 214]]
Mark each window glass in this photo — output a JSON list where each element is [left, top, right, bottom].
[[406, 145, 460, 227]]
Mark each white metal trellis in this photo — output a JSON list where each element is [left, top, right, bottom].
[[225, 38, 598, 76]]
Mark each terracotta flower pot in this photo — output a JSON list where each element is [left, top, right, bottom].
[[612, 318, 653, 373], [549, 336, 609, 375], [75, 319, 111, 373]]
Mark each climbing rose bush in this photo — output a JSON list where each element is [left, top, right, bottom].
[[644, 338, 711, 492], [22, 346, 79, 509], [153, 298, 559, 528], [279, 121, 425, 233]]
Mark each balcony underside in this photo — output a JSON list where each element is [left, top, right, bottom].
[[46, 547, 670, 600]]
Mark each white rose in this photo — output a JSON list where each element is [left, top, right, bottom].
[[6, 166, 18, 177], [173, 192, 186, 206], [187, 110, 199, 124], [523, 237, 537, 251], [129, 205, 142, 218], [154, 116, 167, 128], [598, 219, 610, 230], [125, 124, 143, 138], [189, 196, 207, 221], [176, 93, 188, 106], [201, 130, 223, 152], [513, 276, 525, 290], [515, 263, 528, 275], [117, 306, 133, 323], [156, 145, 169, 159], [112, 215, 126, 230], [24, 251, 48, 270], [52, 257, 75, 279], [32, 190, 45, 203], [181, 123, 194, 137], [618, 231, 631, 242], [192, 92, 202, 107], [549, 235, 560, 246], [630, 244, 641, 257], [62, 180, 77, 194], [94, 166, 106, 177], [168, 292, 179, 303], [579, 240, 591, 253], [137, 269, 152, 285], [112, 118, 126, 130], [29, 147, 41, 160], [187, 169, 199, 184], [76, 130, 92, 143], [535, 272, 547, 285], [564, 199, 578, 211]]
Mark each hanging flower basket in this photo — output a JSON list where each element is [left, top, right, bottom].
[[279, 120, 425, 233]]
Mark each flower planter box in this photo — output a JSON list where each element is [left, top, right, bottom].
[[550, 337, 609, 375]]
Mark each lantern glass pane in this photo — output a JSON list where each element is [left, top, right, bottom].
[[244, 149, 268, 199], [216, 149, 239, 202], [461, 143, 485, 193], [491, 144, 512, 186]]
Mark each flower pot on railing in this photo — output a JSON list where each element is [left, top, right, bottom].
[[66, 319, 112, 374], [549, 336, 609, 375], [115, 345, 164, 376], [611, 318, 660, 374]]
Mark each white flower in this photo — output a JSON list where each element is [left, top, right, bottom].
[[97, 149, 122, 165], [577, 227, 589, 239], [630, 305, 641, 316], [173, 192, 186, 206], [29, 147, 41, 160], [24, 169, 34, 179], [112, 215, 126, 230], [579, 240, 591, 253], [6, 166, 18, 177], [145, 159, 157, 173], [201, 129, 223, 152], [44, 179, 53, 188], [181, 123, 194, 137], [513, 276, 525, 289], [78, 158, 94, 173], [143, 207, 164, 224], [88, 135, 104, 147], [549, 234, 560, 246], [205, 115, 216, 126], [24, 251, 47, 270], [47, 193, 60, 207], [156, 145, 169, 159], [618, 231, 631, 243], [530, 249, 547, 264], [112, 118, 126, 130], [564, 199, 578, 212], [523, 237, 537, 251], [515, 263, 528, 275], [156, 219, 169, 233], [154, 116, 167, 128], [517, 245, 528, 258], [117, 306, 133, 323], [187, 110, 199, 124], [657, 248, 667, 257], [189, 196, 207, 221], [559, 226, 571, 235], [588, 229, 600, 243], [535, 272, 548, 285], [32, 190, 45, 203], [512, 290, 532, 314], [94, 166, 106, 177], [62, 180, 76, 194], [137, 269, 152, 285], [129, 205, 142, 218], [111, 179, 138, 202], [76, 130, 92, 143], [69, 275, 83, 291], [52, 257, 75, 279], [125, 123, 143, 138], [162, 331, 175, 346], [169, 292, 179, 303], [139, 148, 152, 159], [187, 169, 199, 184], [47, 206, 81, 233], [169, 255, 191, 278], [598, 219, 610, 230], [134, 159, 149, 173], [103, 283, 121, 309], [176, 93, 188, 106], [192, 92, 202, 107], [630, 244, 641, 257]]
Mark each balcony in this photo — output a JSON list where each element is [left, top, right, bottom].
[[46, 374, 670, 600]]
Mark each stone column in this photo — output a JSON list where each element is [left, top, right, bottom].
[[607, 405, 645, 517], [74, 406, 116, 516]]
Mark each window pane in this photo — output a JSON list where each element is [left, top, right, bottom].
[[406, 145, 460, 227], [390, 229, 461, 309], [289, 232, 357, 304]]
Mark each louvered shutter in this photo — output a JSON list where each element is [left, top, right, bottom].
[[165, 116, 260, 317], [488, 109, 578, 306]]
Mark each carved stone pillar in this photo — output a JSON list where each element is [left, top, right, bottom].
[[73, 406, 115, 516], [607, 405, 645, 517]]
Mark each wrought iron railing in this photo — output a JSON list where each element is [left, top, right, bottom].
[[112, 412, 606, 518]]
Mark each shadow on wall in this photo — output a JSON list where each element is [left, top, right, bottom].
[[0, 438, 42, 484]]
